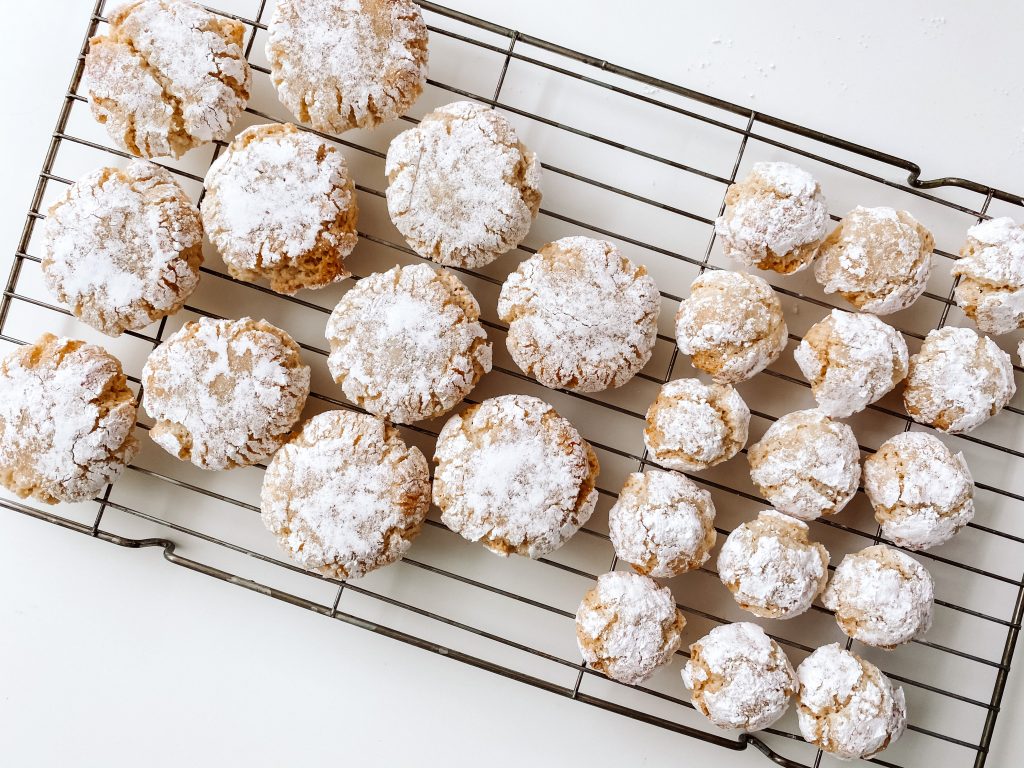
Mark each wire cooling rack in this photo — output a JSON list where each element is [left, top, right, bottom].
[[3, 2, 1024, 766]]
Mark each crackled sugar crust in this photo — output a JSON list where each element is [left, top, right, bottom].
[[863, 431, 974, 551], [796, 643, 907, 759], [675, 270, 788, 384], [717, 509, 829, 619], [498, 237, 660, 393], [814, 206, 934, 315], [953, 217, 1024, 335], [903, 325, 1015, 434], [643, 377, 749, 471], [748, 409, 860, 521], [85, 0, 250, 158], [432, 394, 599, 559], [202, 123, 358, 295], [608, 470, 717, 578], [0, 334, 139, 504], [43, 161, 203, 337], [575, 571, 685, 685], [386, 101, 542, 268], [715, 162, 829, 275], [261, 410, 430, 580], [682, 622, 798, 731], [267, 0, 427, 134], [822, 544, 934, 648], [326, 264, 492, 424], [142, 317, 310, 470]]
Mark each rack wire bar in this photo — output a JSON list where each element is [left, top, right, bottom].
[[3, 3, 1024, 767]]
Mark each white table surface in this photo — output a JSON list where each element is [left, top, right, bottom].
[[1, 2, 1022, 766]]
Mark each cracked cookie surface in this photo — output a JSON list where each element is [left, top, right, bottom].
[[85, 0, 250, 158], [43, 161, 203, 336], [953, 217, 1024, 334], [142, 316, 310, 470], [0, 334, 139, 504]]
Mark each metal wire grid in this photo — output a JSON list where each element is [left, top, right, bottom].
[[2, 2, 1024, 766]]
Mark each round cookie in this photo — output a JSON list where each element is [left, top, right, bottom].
[[386, 101, 542, 268], [643, 378, 749, 471], [575, 571, 685, 685], [793, 309, 908, 418], [498, 237, 660, 392], [796, 643, 907, 760], [903, 325, 1015, 433], [142, 316, 310, 470], [748, 409, 860, 521], [682, 622, 798, 731], [608, 470, 717, 578], [715, 161, 830, 274], [326, 264, 492, 424], [85, 0, 250, 158], [822, 544, 934, 648], [266, 0, 427, 133], [814, 206, 934, 315], [42, 161, 203, 336], [675, 270, 788, 384], [202, 123, 358, 295], [433, 394, 599, 558], [952, 217, 1024, 335], [261, 410, 430, 579], [0, 334, 139, 504], [717, 510, 829, 619], [864, 432, 974, 550]]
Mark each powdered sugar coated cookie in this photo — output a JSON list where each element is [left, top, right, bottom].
[[953, 217, 1024, 335]]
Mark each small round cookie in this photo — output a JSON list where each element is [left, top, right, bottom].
[[748, 410, 860, 521], [261, 410, 430, 579], [326, 264, 491, 424], [717, 510, 829, 619], [822, 544, 934, 648], [575, 571, 685, 685], [267, 0, 427, 134], [715, 162, 830, 274], [643, 378, 749, 471], [386, 101, 542, 268], [682, 622, 798, 731], [202, 123, 358, 295], [433, 394, 599, 558], [497, 237, 660, 393], [42, 161, 203, 336], [142, 316, 310, 470], [903, 326, 1015, 433], [675, 270, 788, 384], [796, 644, 907, 760], [0, 334, 139, 504], [953, 217, 1024, 335], [814, 206, 934, 315], [864, 432, 974, 551], [85, 0, 250, 158], [793, 309, 909, 418], [608, 470, 717, 578]]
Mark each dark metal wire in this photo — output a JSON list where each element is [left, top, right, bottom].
[[2, 2, 1023, 767]]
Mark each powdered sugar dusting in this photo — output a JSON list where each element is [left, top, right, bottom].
[[682, 622, 797, 731], [42, 161, 202, 336], [386, 101, 542, 268], [608, 470, 717, 578], [576, 571, 684, 685], [142, 317, 310, 470], [793, 309, 908, 418], [433, 394, 597, 559], [498, 236, 660, 393], [822, 544, 934, 648], [0, 335, 139, 503], [326, 264, 492, 424], [261, 410, 430, 579], [796, 644, 907, 759], [953, 216, 1024, 334]]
